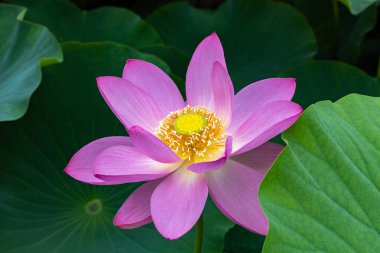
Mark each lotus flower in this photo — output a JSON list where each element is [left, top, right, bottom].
[[64, 33, 302, 240]]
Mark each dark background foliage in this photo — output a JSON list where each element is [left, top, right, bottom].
[[74, 0, 380, 76]]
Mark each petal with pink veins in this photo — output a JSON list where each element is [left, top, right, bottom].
[[230, 100, 302, 155], [151, 166, 208, 240], [97, 76, 163, 132], [64, 136, 131, 185], [212, 61, 234, 127], [186, 32, 227, 109], [94, 145, 180, 183], [129, 125, 181, 163], [122, 59, 185, 116], [230, 78, 296, 131], [206, 144, 282, 235], [188, 136, 232, 173], [114, 179, 162, 229]]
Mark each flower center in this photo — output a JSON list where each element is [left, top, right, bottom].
[[174, 113, 206, 134], [156, 105, 227, 162]]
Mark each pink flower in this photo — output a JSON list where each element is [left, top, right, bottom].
[[64, 33, 302, 240]]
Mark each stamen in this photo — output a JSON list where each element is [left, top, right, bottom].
[[156, 105, 227, 162]]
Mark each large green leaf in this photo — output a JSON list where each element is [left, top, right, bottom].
[[339, 0, 380, 15], [280, 60, 380, 108], [259, 94, 380, 252], [147, 0, 317, 89], [0, 4, 62, 122], [0, 42, 232, 253], [10, 0, 162, 48]]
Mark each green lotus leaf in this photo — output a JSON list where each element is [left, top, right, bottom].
[[11, 0, 162, 48], [0, 4, 62, 122], [260, 94, 380, 252]]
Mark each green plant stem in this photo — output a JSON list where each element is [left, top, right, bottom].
[[377, 53, 380, 78], [193, 214, 204, 253]]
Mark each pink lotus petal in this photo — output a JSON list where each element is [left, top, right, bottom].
[[64, 137, 131, 185], [151, 167, 208, 240], [122, 59, 185, 116], [212, 61, 234, 127], [231, 142, 284, 172], [129, 125, 181, 163], [97, 76, 163, 132], [230, 78, 296, 131], [206, 158, 274, 235], [94, 145, 180, 183], [186, 32, 227, 109], [231, 100, 302, 155], [188, 136, 232, 173], [114, 179, 162, 229]]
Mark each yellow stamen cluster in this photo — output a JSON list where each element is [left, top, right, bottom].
[[174, 113, 206, 135], [156, 105, 227, 162]]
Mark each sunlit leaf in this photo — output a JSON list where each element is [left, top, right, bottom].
[[260, 94, 380, 253]]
